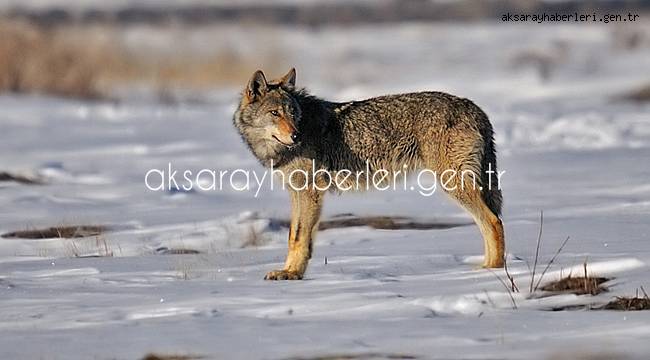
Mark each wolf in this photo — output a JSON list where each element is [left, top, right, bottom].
[[233, 68, 504, 280]]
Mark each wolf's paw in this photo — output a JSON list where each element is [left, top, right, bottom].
[[482, 259, 505, 269], [264, 269, 303, 280]]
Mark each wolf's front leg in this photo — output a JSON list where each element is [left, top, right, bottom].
[[265, 188, 323, 280]]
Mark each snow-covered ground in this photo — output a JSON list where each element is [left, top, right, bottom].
[[1, 23, 650, 359]]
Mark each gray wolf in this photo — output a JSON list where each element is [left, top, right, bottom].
[[233, 68, 504, 280]]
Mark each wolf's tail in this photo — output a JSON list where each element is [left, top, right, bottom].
[[480, 125, 503, 217]]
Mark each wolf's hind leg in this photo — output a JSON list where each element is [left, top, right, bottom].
[[264, 188, 323, 280], [445, 186, 504, 268]]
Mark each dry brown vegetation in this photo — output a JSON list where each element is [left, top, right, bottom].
[[602, 296, 650, 311], [601, 287, 650, 311], [0, 171, 44, 185], [319, 215, 468, 231], [540, 276, 610, 296], [1, 225, 105, 239], [142, 354, 203, 360], [0, 19, 282, 99], [269, 214, 468, 232], [64, 235, 114, 257], [156, 247, 202, 255], [236, 214, 466, 250], [0, 20, 121, 98], [538, 259, 610, 296]]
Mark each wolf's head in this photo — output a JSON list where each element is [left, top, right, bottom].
[[233, 68, 302, 165]]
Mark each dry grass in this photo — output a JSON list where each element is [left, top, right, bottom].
[[320, 215, 467, 230], [0, 20, 122, 98], [0, 19, 283, 99], [600, 287, 650, 311], [142, 354, 203, 360], [156, 247, 201, 255], [539, 260, 610, 296], [489, 211, 594, 310], [146, 49, 280, 92], [64, 235, 114, 258], [540, 276, 610, 296], [602, 297, 650, 311], [1, 225, 105, 239], [174, 260, 195, 280]]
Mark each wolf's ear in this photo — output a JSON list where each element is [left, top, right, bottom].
[[278, 68, 296, 89], [246, 70, 268, 101]]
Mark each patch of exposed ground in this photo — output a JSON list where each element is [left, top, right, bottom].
[[599, 288, 650, 311], [540, 276, 610, 296], [155, 247, 202, 255], [269, 214, 469, 232], [0, 171, 43, 185], [1, 225, 105, 239], [142, 354, 203, 360], [601, 297, 650, 311], [284, 353, 418, 360]]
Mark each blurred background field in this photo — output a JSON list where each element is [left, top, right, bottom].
[[1, 0, 650, 102]]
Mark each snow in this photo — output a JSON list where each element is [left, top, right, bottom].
[[2, 22, 650, 359]]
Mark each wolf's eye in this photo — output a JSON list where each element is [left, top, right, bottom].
[[270, 110, 280, 117]]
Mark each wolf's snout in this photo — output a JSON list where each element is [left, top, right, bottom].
[[271, 129, 299, 147]]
